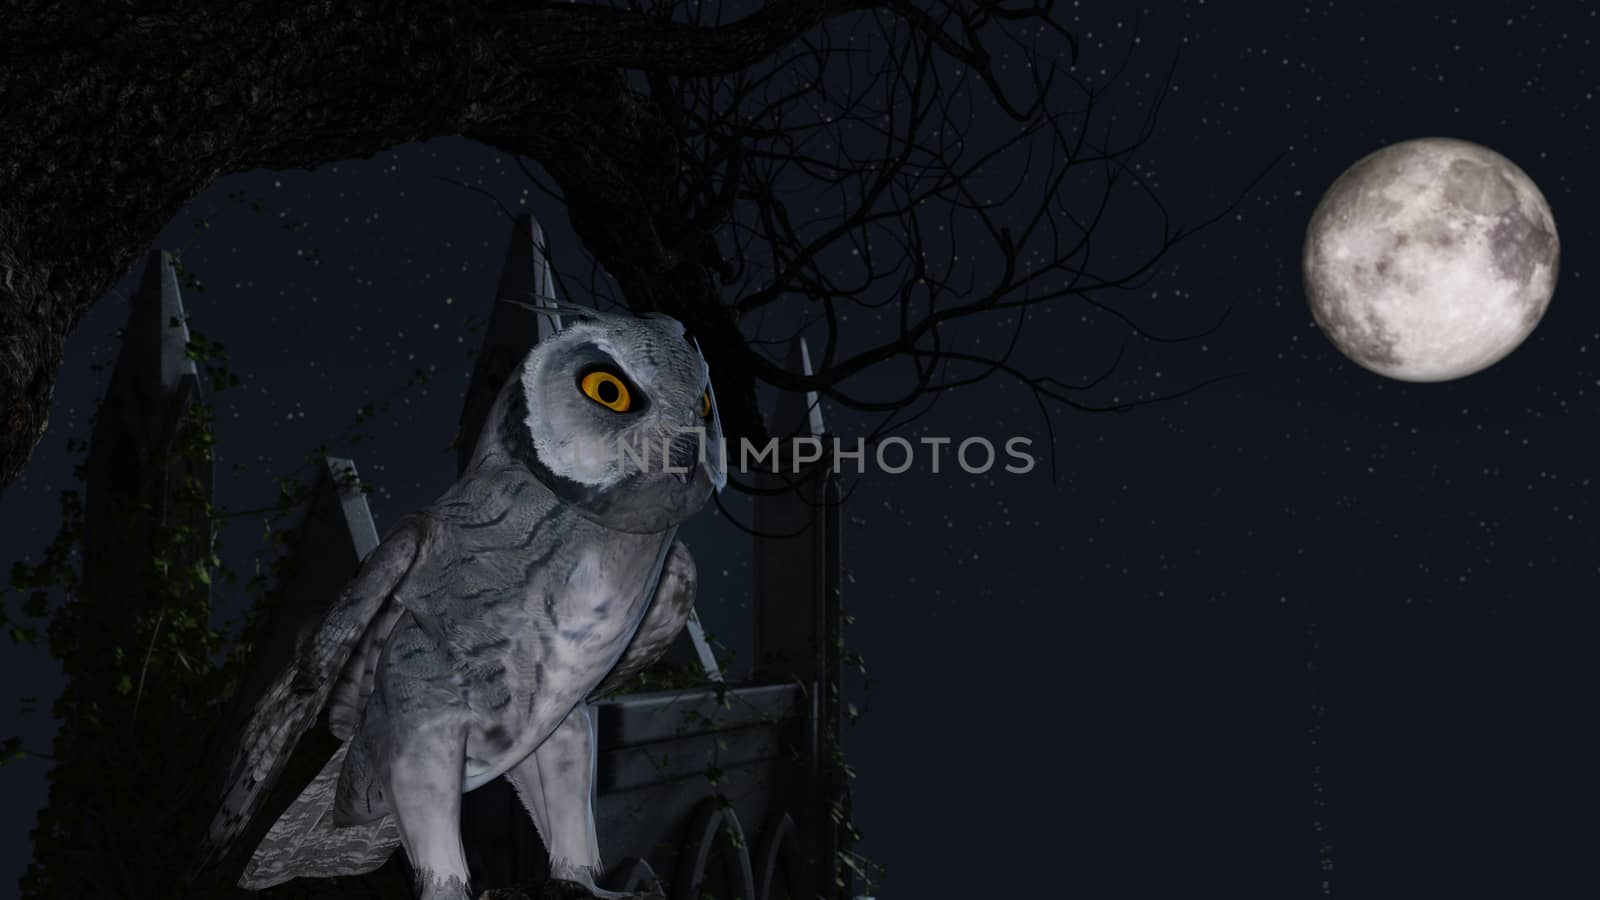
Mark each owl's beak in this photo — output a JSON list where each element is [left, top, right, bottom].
[[666, 432, 701, 484]]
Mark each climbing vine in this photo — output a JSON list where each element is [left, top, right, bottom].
[[3, 322, 270, 898], [0, 263, 404, 897]]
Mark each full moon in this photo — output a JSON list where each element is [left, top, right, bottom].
[[1302, 137, 1559, 381]]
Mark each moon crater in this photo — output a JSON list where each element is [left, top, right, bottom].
[[1303, 137, 1559, 382]]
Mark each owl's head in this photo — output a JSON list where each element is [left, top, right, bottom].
[[496, 308, 726, 533]]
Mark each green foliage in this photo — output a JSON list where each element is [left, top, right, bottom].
[[827, 596, 884, 897], [0, 274, 424, 896], [1, 322, 308, 899]]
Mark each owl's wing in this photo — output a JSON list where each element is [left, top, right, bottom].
[[194, 513, 433, 880], [325, 583, 408, 741], [590, 538, 698, 698]]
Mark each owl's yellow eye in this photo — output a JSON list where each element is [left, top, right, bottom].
[[580, 370, 632, 412], [699, 389, 712, 418]]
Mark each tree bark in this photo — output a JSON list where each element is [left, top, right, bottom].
[[0, 0, 881, 489]]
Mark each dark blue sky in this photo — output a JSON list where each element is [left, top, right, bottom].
[[3, 2, 1597, 898]]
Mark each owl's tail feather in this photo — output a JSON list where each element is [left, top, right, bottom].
[[238, 742, 402, 890]]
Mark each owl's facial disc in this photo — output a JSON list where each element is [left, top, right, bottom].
[[509, 314, 726, 532]]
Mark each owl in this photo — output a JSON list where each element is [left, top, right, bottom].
[[196, 307, 727, 900]]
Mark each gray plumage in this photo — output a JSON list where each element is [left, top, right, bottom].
[[197, 309, 726, 899]]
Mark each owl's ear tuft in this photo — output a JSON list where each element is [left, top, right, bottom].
[[502, 297, 602, 326], [549, 306, 600, 326]]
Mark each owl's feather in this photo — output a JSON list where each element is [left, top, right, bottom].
[[237, 742, 402, 889], [590, 539, 697, 697], [195, 513, 432, 878]]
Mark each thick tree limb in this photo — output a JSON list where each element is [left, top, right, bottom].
[[0, 0, 911, 488]]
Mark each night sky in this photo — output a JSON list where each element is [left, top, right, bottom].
[[3, 2, 1598, 898]]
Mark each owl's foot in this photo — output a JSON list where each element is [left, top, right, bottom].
[[417, 871, 473, 900], [545, 857, 652, 899]]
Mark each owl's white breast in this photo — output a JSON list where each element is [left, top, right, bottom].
[[461, 532, 668, 787]]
